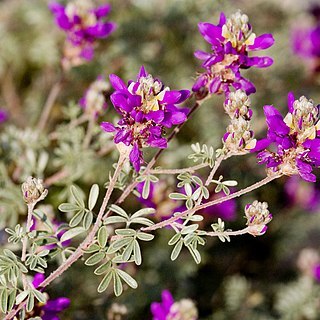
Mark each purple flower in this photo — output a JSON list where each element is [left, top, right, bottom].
[[285, 176, 320, 212], [79, 75, 109, 116], [101, 66, 190, 171], [253, 93, 320, 182], [49, 0, 116, 67], [151, 290, 198, 320], [200, 191, 237, 221], [193, 11, 274, 96], [0, 109, 8, 123], [30, 274, 70, 320]]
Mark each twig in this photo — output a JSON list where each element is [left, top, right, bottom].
[[44, 169, 69, 187], [142, 174, 281, 232], [205, 227, 250, 237], [150, 163, 207, 175]]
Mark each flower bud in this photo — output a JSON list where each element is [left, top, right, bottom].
[[245, 200, 272, 236], [21, 176, 48, 204]]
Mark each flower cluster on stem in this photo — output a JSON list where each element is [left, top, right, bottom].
[[254, 93, 320, 182], [193, 10, 274, 96], [49, 0, 116, 68], [101, 66, 190, 171]]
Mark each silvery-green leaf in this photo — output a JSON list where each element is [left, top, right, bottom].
[[94, 261, 111, 276], [191, 176, 202, 186], [83, 211, 93, 230], [0, 289, 8, 313], [149, 175, 159, 183], [135, 175, 146, 182], [129, 217, 154, 226], [58, 203, 80, 213], [136, 232, 154, 241], [98, 226, 108, 248], [116, 269, 138, 289], [26, 292, 35, 313], [188, 215, 203, 222], [88, 184, 99, 211], [85, 252, 105, 266], [104, 216, 127, 225], [113, 271, 123, 297], [168, 233, 181, 245], [115, 229, 136, 236], [16, 290, 29, 305], [171, 240, 183, 261], [184, 184, 192, 197], [222, 185, 230, 195], [223, 180, 238, 187], [60, 227, 86, 243], [202, 187, 209, 199], [38, 250, 49, 257], [169, 193, 187, 200], [4, 250, 17, 261], [70, 185, 85, 208], [109, 205, 128, 218], [131, 208, 155, 219], [142, 179, 150, 199], [192, 188, 202, 201], [133, 240, 142, 265], [84, 243, 100, 253], [122, 240, 134, 261], [97, 270, 112, 293], [32, 289, 46, 304], [8, 289, 16, 312], [186, 198, 194, 210], [69, 210, 85, 228], [187, 245, 201, 264], [107, 238, 132, 254], [32, 210, 54, 231]]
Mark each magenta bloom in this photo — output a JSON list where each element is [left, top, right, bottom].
[[194, 11, 274, 95], [285, 176, 320, 212], [101, 66, 190, 171], [49, 0, 116, 63], [151, 290, 175, 320], [32, 274, 70, 320], [253, 93, 320, 182], [200, 191, 236, 221], [0, 109, 8, 123]]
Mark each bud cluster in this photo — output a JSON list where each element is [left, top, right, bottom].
[[223, 90, 256, 152], [245, 200, 272, 236], [222, 10, 256, 50], [80, 76, 110, 116], [168, 299, 198, 320], [21, 176, 48, 205]]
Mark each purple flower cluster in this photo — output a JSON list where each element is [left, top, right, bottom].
[[292, 6, 320, 71], [101, 66, 190, 171], [49, 0, 116, 67], [254, 93, 320, 182], [151, 290, 198, 320], [29, 274, 70, 320], [193, 11, 274, 96]]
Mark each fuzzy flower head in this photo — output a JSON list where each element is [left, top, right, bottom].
[[101, 66, 190, 171], [49, 0, 116, 69], [80, 76, 109, 116], [151, 290, 198, 320], [193, 11, 274, 96], [245, 200, 272, 236], [223, 90, 256, 152], [254, 93, 320, 182], [21, 177, 48, 205]]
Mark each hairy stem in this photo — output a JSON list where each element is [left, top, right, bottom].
[[205, 227, 250, 237], [142, 174, 281, 232], [150, 163, 207, 175]]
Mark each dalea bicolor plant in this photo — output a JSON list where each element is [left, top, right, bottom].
[[1, 3, 320, 319]]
